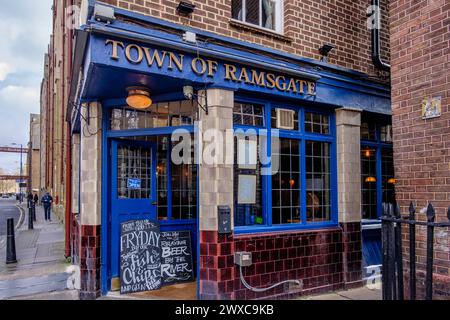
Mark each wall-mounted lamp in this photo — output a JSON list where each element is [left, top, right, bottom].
[[388, 178, 397, 184], [319, 44, 334, 63], [365, 176, 377, 183], [126, 87, 152, 110], [183, 85, 208, 115], [177, 1, 196, 15]]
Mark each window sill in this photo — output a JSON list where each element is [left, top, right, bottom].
[[229, 19, 292, 43], [233, 222, 339, 237]]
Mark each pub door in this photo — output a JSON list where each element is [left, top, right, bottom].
[[110, 139, 157, 286]]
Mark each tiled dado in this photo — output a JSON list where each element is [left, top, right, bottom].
[[79, 225, 101, 300], [200, 223, 364, 300], [340, 222, 363, 289], [199, 231, 235, 300], [233, 228, 345, 300]]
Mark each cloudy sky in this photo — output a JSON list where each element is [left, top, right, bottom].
[[0, 0, 53, 173]]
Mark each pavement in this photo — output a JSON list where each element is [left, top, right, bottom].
[[298, 287, 382, 300], [0, 200, 79, 300]]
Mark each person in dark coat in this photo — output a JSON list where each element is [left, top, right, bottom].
[[41, 192, 53, 222], [33, 193, 39, 206]]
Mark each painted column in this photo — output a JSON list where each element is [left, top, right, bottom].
[[336, 107, 364, 289], [198, 88, 235, 300], [79, 102, 102, 300]]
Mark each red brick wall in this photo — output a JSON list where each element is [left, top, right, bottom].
[[200, 223, 362, 300], [99, 0, 390, 78], [390, 0, 450, 299]]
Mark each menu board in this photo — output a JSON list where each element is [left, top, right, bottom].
[[160, 231, 195, 286], [120, 220, 162, 294]]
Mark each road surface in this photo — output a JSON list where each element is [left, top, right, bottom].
[[0, 198, 21, 236]]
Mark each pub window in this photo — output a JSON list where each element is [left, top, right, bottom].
[[361, 146, 377, 220], [156, 135, 197, 222], [360, 116, 395, 221], [361, 122, 377, 141], [381, 149, 395, 206], [231, 0, 283, 33], [110, 100, 196, 130], [234, 136, 263, 227], [272, 138, 301, 224], [305, 112, 330, 135], [117, 145, 152, 199], [233, 102, 336, 232], [306, 141, 331, 222], [233, 102, 265, 127]]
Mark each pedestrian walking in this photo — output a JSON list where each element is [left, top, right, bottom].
[[41, 192, 53, 222], [33, 193, 39, 206]]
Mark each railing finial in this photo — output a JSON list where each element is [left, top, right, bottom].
[[426, 203, 435, 223], [409, 202, 416, 219]]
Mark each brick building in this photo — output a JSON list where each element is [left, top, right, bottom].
[[39, 0, 401, 300], [390, 0, 449, 299], [28, 114, 41, 193]]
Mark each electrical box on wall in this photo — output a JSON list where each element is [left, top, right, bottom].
[[218, 206, 232, 234]]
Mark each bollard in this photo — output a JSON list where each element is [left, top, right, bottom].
[[6, 218, 17, 264], [28, 206, 34, 230]]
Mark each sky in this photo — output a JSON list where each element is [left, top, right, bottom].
[[0, 0, 53, 173]]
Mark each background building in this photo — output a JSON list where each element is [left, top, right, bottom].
[[390, 0, 449, 299], [28, 114, 41, 193]]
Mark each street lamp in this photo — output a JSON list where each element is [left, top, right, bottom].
[[12, 143, 23, 204]]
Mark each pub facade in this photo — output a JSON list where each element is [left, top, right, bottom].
[[41, 0, 394, 299]]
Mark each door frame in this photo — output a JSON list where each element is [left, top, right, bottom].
[[100, 101, 199, 296]]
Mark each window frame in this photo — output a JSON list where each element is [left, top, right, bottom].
[[360, 119, 394, 223], [231, 0, 284, 34], [233, 96, 338, 234]]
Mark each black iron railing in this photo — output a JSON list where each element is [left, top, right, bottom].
[[381, 202, 450, 300]]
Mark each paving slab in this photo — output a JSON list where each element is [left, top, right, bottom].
[[0, 204, 75, 300]]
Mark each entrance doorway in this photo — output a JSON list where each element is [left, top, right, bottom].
[[108, 136, 198, 298]]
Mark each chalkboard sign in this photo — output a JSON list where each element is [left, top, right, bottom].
[[120, 220, 162, 294], [160, 231, 195, 286]]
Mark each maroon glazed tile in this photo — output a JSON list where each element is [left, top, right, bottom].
[[209, 243, 218, 256], [201, 231, 218, 244], [256, 239, 265, 251], [275, 238, 283, 248], [219, 268, 233, 281], [255, 263, 266, 274], [266, 238, 275, 249], [280, 249, 288, 260], [200, 243, 208, 256], [252, 251, 262, 263], [200, 268, 209, 280], [288, 248, 297, 259], [265, 261, 275, 273], [283, 237, 293, 248], [235, 241, 245, 251], [218, 256, 227, 268], [220, 243, 232, 255], [226, 255, 235, 268], [260, 250, 270, 261], [209, 269, 218, 281], [245, 240, 256, 252], [270, 272, 280, 283]]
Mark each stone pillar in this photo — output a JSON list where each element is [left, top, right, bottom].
[[79, 102, 102, 300], [336, 107, 364, 289], [198, 88, 235, 300]]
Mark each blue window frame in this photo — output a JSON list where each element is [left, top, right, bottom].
[[361, 116, 395, 221], [233, 97, 338, 234]]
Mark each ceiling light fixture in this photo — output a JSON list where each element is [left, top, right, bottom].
[[126, 87, 152, 110]]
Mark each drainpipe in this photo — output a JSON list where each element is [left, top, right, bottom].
[[371, 0, 390, 72]]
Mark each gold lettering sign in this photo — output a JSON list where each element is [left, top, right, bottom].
[[105, 39, 317, 96]]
